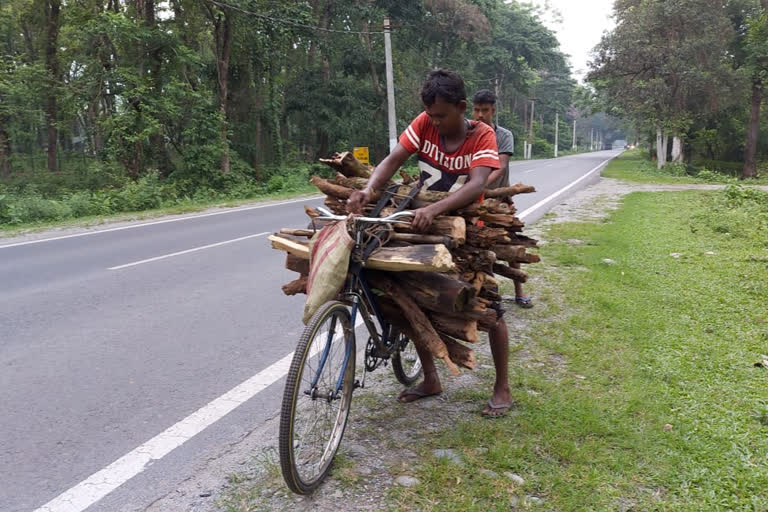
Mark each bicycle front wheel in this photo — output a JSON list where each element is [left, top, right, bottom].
[[279, 301, 356, 494]]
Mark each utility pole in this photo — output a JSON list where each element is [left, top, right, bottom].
[[572, 119, 577, 151], [554, 112, 559, 158], [383, 17, 397, 153], [527, 98, 535, 159], [494, 77, 500, 126]]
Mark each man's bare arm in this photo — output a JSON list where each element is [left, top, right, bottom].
[[347, 143, 412, 213], [486, 154, 509, 186]]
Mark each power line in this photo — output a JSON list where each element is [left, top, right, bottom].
[[204, 0, 386, 35]]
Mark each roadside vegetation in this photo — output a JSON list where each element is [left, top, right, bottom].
[[603, 149, 768, 185], [390, 186, 768, 511]]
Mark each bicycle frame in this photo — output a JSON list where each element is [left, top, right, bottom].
[[304, 209, 412, 401]]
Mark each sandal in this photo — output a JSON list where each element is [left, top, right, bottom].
[[482, 399, 514, 418], [397, 388, 441, 403], [515, 296, 534, 309]]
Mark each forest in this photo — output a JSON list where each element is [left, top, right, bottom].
[[1, 0, 764, 226]]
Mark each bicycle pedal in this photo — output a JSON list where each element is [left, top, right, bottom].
[[354, 379, 364, 389]]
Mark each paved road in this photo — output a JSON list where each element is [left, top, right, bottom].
[[0, 150, 620, 512]]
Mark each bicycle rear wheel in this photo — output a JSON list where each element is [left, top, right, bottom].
[[392, 332, 423, 386], [279, 301, 356, 494]]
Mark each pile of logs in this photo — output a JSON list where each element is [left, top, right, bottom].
[[269, 151, 540, 376]]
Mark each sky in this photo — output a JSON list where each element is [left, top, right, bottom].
[[527, 0, 616, 81]]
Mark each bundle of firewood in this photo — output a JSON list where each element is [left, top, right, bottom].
[[269, 152, 540, 376]]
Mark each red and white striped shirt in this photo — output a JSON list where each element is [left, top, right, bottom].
[[400, 112, 500, 192]]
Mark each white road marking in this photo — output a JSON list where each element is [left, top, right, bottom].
[[0, 195, 322, 250], [108, 232, 270, 270], [33, 316, 364, 512], [523, 169, 537, 173], [518, 154, 617, 221]]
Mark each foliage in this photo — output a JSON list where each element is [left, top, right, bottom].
[[588, 0, 768, 175], [0, 0, 608, 226]]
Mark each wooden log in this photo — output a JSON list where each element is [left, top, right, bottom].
[[280, 228, 315, 238], [458, 198, 515, 216], [430, 314, 480, 344], [334, 174, 370, 190], [323, 196, 348, 215], [311, 176, 354, 199], [466, 225, 513, 248], [286, 253, 310, 275], [305, 205, 320, 218], [440, 301, 498, 332], [507, 234, 539, 248], [282, 276, 307, 296], [380, 311, 475, 371], [493, 263, 528, 283], [484, 183, 536, 198], [390, 271, 475, 313], [491, 244, 526, 261], [453, 246, 496, 272], [319, 152, 372, 178], [440, 334, 476, 370], [480, 213, 525, 228], [268, 235, 455, 272], [517, 252, 541, 264], [369, 276, 459, 375], [390, 232, 458, 249], [368, 244, 455, 272], [389, 212, 466, 244]]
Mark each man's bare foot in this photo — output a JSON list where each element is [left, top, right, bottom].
[[482, 386, 513, 417], [397, 379, 442, 403]]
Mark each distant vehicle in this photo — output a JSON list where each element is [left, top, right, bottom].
[[612, 139, 627, 150]]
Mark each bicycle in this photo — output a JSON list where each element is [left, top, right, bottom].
[[278, 207, 424, 494]]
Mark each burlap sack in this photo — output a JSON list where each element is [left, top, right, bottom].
[[302, 220, 354, 324]]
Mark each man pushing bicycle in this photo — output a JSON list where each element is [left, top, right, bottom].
[[347, 69, 514, 417]]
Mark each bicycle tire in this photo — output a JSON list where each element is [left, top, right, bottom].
[[279, 301, 355, 494], [391, 332, 423, 386]]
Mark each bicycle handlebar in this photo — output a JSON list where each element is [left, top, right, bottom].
[[315, 207, 414, 224]]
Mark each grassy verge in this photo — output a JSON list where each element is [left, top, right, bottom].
[[603, 150, 768, 185], [391, 189, 768, 510], [0, 185, 318, 237]]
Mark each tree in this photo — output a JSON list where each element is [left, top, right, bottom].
[[742, 4, 768, 178], [589, 0, 736, 168], [44, 0, 61, 172]]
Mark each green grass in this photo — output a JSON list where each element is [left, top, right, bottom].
[[390, 190, 768, 511], [0, 186, 318, 237], [603, 150, 768, 185]]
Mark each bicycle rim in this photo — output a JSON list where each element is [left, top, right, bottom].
[[392, 333, 423, 385], [279, 301, 355, 494]]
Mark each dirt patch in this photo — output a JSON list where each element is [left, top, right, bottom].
[[144, 177, 734, 512]]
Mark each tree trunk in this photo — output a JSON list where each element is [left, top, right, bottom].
[[44, 0, 61, 173], [656, 126, 664, 168], [0, 125, 11, 177], [210, 6, 233, 173], [742, 81, 763, 179], [671, 136, 683, 163], [648, 132, 655, 160]]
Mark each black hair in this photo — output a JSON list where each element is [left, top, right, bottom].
[[420, 69, 467, 106], [472, 89, 496, 105]]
